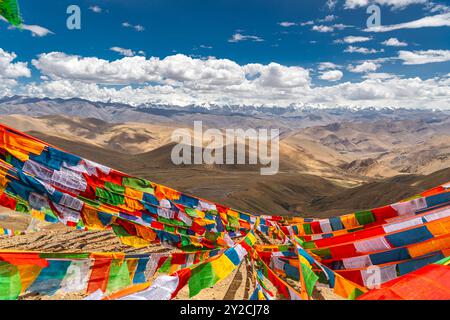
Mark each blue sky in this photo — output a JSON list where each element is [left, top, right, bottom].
[[0, 0, 449, 108]]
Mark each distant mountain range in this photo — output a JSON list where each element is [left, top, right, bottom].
[[1, 95, 449, 127]]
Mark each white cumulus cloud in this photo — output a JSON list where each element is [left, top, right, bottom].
[[31, 52, 310, 89], [0, 48, 31, 79], [381, 37, 408, 46], [398, 49, 450, 64], [348, 61, 381, 73], [319, 70, 344, 81]]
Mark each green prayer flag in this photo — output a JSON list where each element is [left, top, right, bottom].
[[355, 211, 376, 225], [0, 0, 22, 27], [184, 207, 198, 218], [158, 216, 185, 227], [303, 223, 312, 235], [96, 187, 125, 206], [76, 219, 85, 229], [78, 196, 101, 209], [300, 262, 319, 298], [278, 245, 291, 252], [181, 235, 192, 248], [158, 257, 172, 273], [15, 201, 29, 213], [106, 260, 131, 294], [122, 177, 154, 194], [310, 247, 331, 259], [0, 262, 21, 300], [105, 181, 126, 195], [111, 224, 131, 237], [228, 215, 240, 228], [164, 225, 176, 233], [188, 262, 219, 298], [261, 262, 269, 279], [302, 241, 316, 250], [43, 207, 59, 222]]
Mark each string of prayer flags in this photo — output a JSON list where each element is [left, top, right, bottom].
[[1, 123, 450, 300]]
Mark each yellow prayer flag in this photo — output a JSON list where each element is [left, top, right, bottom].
[[341, 214, 359, 229], [125, 187, 144, 201], [210, 254, 236, 280]]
